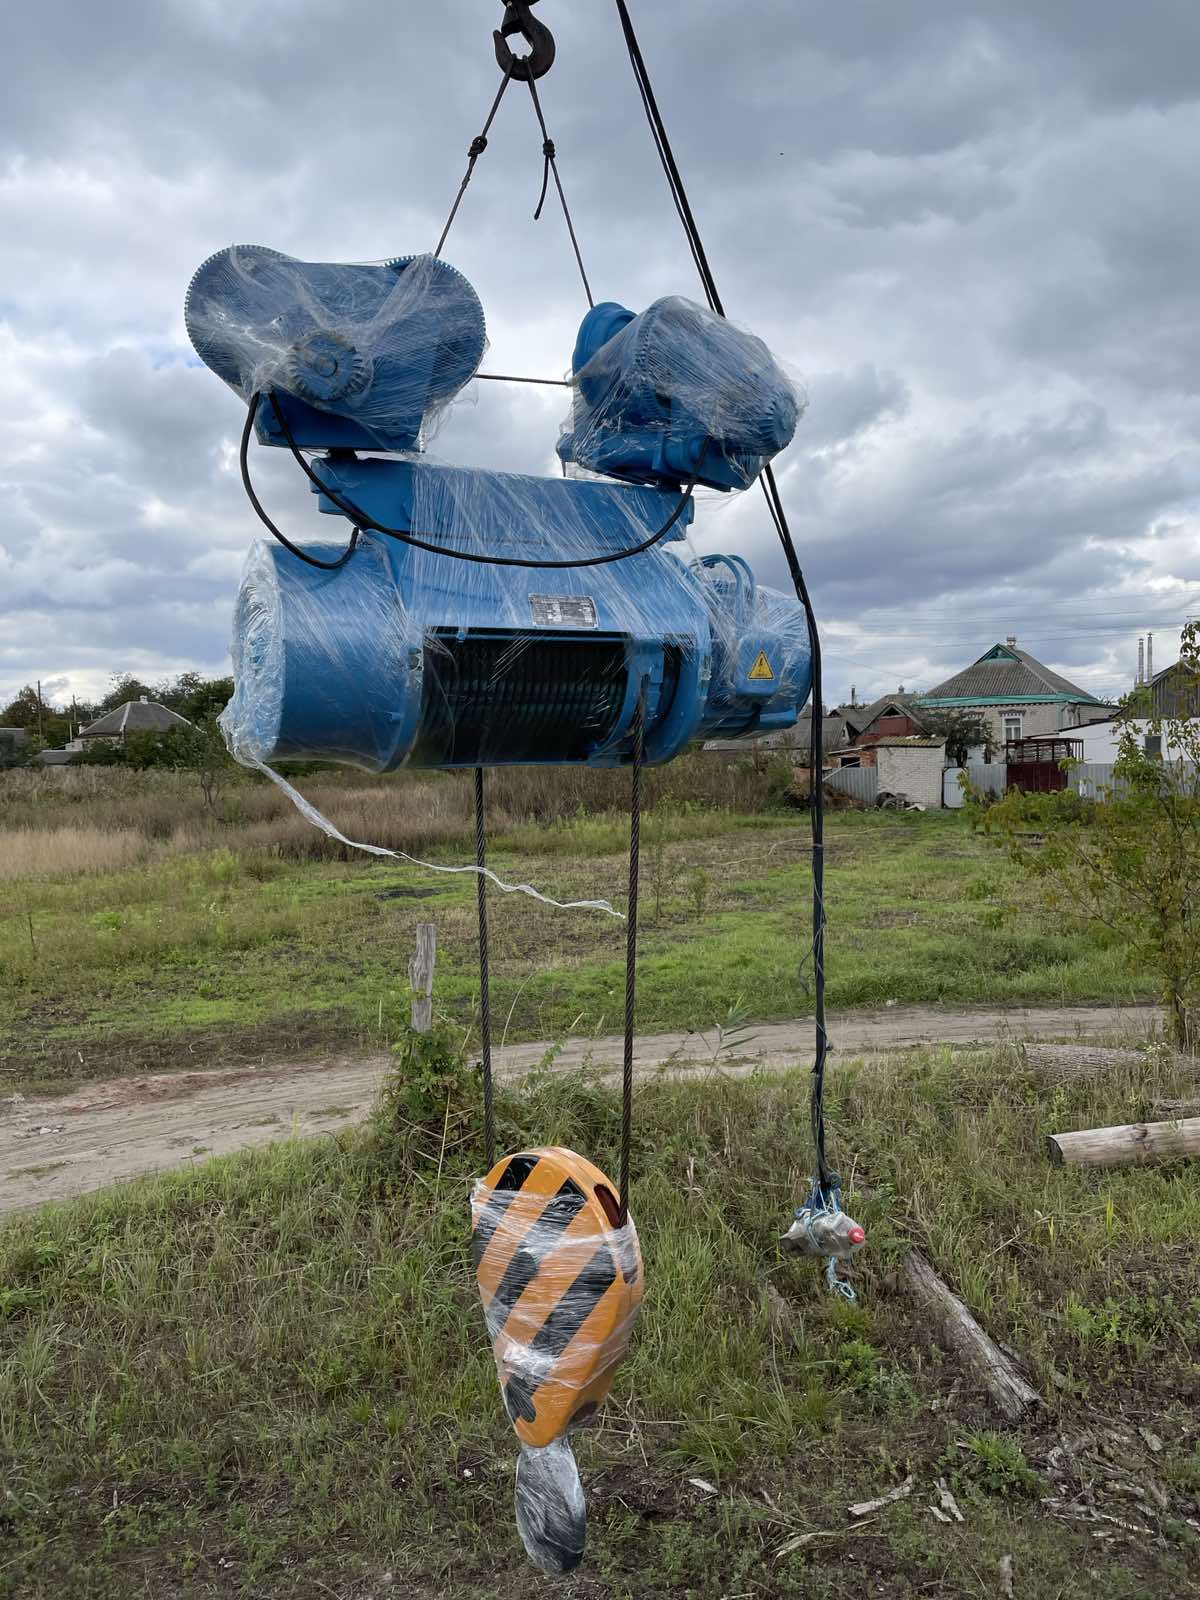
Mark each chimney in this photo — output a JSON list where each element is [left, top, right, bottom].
[[139, 694, 148, 703], [850, 684, 857, 706], [1006, 634, 1017, 648], [1146, 632, 1154, 681], [1137, 637, 1145, 685]]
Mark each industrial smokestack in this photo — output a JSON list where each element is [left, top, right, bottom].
[[1137, 637, 1145, 685], [1147, 632, 1154, 681]]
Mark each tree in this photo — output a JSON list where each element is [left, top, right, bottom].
[[0, 685, 43, 730], [133, 718, 236, 809], [985, 621, 1200, 1051], [0, 685, 74, 750], [96, 674, 155, 715], [918, 707, 995, 767], [0, 737, 32, 770]]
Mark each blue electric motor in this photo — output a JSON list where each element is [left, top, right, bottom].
[[185, 247, 812, 771]]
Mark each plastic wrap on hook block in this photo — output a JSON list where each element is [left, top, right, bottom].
[[471, 1148, 643, 1574], [471, 1150, 643, 1451], [557, 295, 806, 491], [184, 247, 486, 452]]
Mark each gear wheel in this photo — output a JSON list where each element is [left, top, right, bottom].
[[284, 330, 371, 407]]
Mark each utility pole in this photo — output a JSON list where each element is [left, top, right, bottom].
[[36, 680, 44, 742]]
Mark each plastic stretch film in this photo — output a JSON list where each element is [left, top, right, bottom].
[[190, 245, 813, 904], [184, 248, 486, 453], [218, 469, 813, 774], [558, 294, 805, 492], [471, 1148, 644, 1574]]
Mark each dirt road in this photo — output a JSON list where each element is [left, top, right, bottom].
[[0, 1002, 1160, 1217]]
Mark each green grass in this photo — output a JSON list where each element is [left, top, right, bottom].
[[0, 809, 1153, 1094], [0, 1044, 1197, 1597]]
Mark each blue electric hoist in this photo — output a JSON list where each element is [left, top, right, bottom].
[[184, 247, 812, 771]]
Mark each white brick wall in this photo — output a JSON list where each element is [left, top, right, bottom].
[[876, 745, 945, 808]]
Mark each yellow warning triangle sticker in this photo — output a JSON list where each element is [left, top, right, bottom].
[[748, 651, 775, 682]]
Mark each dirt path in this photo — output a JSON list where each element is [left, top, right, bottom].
[[0, 1002, 1161, 1217]]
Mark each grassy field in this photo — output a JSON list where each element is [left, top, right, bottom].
[[1, 1043, 1197, 1597], [0, 764, 1154, 1096]]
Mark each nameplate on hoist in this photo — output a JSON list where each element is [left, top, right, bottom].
[[530, 594, 598, 629]]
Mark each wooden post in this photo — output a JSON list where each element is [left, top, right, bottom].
[[901, 1250, 1039, 1422], [1046, 1116, 1200, 1169], [409, 923, 436, 1035]]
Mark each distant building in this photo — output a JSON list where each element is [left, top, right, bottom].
[[838, 693, 929, 746], [703, 712, 850, 760], [77, 696, 192, 747], [1147, 658, 1199, 721], [0, 727, 30, 753], [871, 735, 947, 809], [918, 636, 1109, 746]]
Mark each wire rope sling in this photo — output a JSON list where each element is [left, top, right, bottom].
[[183, 0, 863, 1574]]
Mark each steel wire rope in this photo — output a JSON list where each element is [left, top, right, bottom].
[[434, 60, 516, 259], [619, 681, 647, 1226], [611, 0, 834, 1193], [475, 768, 497, 1172], [525, 74, 594, 307]]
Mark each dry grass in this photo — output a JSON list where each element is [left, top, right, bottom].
[[0, 825, 151, 882], [0, 753, 797, 875]]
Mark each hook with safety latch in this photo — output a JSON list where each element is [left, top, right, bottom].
[[494, 0, 556, 81]]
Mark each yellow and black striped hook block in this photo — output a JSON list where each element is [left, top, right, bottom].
[[471, 1147, 644, 1572]]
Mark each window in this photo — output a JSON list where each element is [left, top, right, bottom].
[[1003, 713, 1023, 742], [1143, 734, 1162, 760]]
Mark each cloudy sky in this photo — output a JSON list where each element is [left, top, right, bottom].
[[2, 0, 1198, 714]]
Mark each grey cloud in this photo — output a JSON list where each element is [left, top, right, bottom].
[[2, 0, 1198, 709]]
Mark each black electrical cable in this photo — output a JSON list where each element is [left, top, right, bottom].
[[611, 0, 832, 1195], [238, 399, 361, 571], [251, 391, 704, 572]]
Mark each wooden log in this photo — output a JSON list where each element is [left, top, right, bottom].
[[408, 923, 437, 1035], [901, 1250, 1039, 1422], [1020, 1043, 1194, 1082], [1153, 1097, 1200, 1117], [1046, 1116, 1200, 1169]]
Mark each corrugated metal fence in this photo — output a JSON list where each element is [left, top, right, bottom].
[[1070, 762, 1198, 798], [824, 766, 879, 804], [944, 764, 1008, 807], [1071, 763, 1118, 798], [828, 759, 1195, 808]]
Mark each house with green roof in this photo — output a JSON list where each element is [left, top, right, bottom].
[[917, 636, 1111, 747]]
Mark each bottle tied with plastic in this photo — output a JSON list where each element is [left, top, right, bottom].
[[780, 1179, 866, 1302], [471, 1147, 644, 1574]]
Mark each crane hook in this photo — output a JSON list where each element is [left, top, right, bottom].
[[494, 0, 556, 82]]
